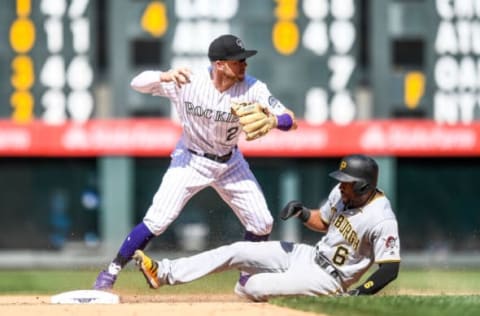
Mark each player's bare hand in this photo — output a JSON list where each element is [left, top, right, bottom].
[[162, 68, 191, 87]]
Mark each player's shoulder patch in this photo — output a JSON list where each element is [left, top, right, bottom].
[[268, 96, 279, 107], [383, 235, 400, 256], [383, 236, 399, 250], [269, 96, 286, 112]]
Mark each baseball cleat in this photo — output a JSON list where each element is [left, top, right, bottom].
[[133, 250, 161, 289], [234, 281, 248, 299], [93, 270, 117, 290]]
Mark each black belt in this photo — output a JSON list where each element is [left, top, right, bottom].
[[315, 253, 342, 283], [188, 149, 233, 163]]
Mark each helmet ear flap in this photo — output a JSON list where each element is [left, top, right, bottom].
[[353, 181, 370, 195]]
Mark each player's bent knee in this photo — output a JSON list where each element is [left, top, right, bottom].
[[252, 216, 274, 236], [264, 219, 274, 234], [142, 218, 166, 236], [243, 280, 269, 302]]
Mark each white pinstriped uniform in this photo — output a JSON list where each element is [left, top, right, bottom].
[[148, 185, 400, 301], [130, 69, 288, 236]]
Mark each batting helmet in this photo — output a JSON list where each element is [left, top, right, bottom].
[[329, 154, 378, 195]]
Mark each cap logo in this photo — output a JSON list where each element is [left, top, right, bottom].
[[339, 161, 347, 170], [236, 39, 245, 50]]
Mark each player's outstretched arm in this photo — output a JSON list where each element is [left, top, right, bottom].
[[303, 210, 328, 232], [130, 70, 163, 93], [130, 68, 191, 93], [346, 261, 400, 296]]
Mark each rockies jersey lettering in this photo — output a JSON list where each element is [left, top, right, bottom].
[[185, 101, 238, 123], [214, 110, 238, 123], [131, 69, 287, 155]]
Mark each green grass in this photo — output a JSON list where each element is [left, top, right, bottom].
[[270, 268, 480, 316], [1, 268, 479, 316], [386, 269, 480, 293], [0, 268, 239, 295], [273, 296, 480, 316]]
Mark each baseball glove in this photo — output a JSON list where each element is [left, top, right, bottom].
[[231, 102, 276, 141]]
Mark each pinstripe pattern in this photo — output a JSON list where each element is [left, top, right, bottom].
[[144, 70, 287, 155], [133, 68, 284, 237]]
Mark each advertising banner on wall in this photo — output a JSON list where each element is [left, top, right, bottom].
[[0, 119, 478, 157]]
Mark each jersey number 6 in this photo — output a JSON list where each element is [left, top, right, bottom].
[[332, 246, 349, 266]]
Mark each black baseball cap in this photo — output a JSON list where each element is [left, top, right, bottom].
[[208, 34, 257, 61]]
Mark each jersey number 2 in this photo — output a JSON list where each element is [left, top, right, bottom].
[[226, 127, 239, 141]]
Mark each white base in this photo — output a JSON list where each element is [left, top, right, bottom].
[[51, 290, 120, 304]]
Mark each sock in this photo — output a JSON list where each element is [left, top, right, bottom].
[[107, 262, 122, 275], [113, 222, 155, 268], [243, 231, 269, 242]]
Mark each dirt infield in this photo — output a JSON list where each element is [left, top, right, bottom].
[[2, 291, 479, 316], [0, 294, 323, 316]]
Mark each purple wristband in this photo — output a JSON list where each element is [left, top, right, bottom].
[[276, 113, 293, 131]]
